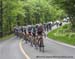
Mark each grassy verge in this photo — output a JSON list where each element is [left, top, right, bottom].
[[48, 24, 75, 45], [0, 34, 15, 41]]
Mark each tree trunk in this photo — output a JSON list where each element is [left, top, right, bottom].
[[0, 0, 3, 37]]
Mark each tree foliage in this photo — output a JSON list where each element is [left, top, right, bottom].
[[52, 0, 75, 31], [0, 0, 65, 37]]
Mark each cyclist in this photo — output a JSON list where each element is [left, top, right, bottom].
[[23, 27, 28, 43], [28, 25, 33, 46], [37, 24, 44, 52]]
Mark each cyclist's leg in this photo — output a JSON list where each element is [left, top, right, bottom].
[[30, 34, 33, 47], [39, 34, 44, 52], [38, 34, 42, 51]]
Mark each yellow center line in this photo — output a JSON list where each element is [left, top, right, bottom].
[[19, 39, 31, 59]]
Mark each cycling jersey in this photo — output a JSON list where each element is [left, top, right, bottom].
[[37, 25, 43, 35]]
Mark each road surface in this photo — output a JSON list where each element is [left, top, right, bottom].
[[0, 37, 26, 59], [0, 22, 75, 59], [22, 23, 75, 59], [22, 35, 75, 59]]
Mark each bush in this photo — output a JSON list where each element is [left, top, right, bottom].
[[63, 24, 68, 29], [48, 24, 75, 45], [69, 33, 75, 38]]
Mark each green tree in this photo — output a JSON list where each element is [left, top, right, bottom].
[[52, 0, 75, 31], [0, 0, 25, 37]]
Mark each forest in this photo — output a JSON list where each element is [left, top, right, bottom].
[[0, 0, 75, 37]]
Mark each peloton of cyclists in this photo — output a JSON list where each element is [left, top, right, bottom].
[[14, 23, 48, 52]]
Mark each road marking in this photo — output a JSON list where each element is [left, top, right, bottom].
[[49, 38, 75, 49], [47, 37, 75, 49], [46, 25, 75, 49], [19, 39, 31, 59]]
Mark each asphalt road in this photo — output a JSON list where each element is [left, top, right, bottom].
[[22, 34, 75, 59], [22, 22, 75, 59], [0, 22, 75, 59], [0, 37, 26, 59]]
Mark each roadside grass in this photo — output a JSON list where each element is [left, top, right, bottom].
[[0, 34, 15, 41], [48, 24, 75, 45]]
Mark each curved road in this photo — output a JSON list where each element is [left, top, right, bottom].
[[0, 36, 75, 59], [22, 36, 75, 59], [0, 37, 26, 59], [0, 22, 75, 59], [22, 23, 75, 59]]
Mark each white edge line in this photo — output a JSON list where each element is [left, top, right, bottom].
[[47, 37, 75, 49], [45, 26, 75, 49]]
